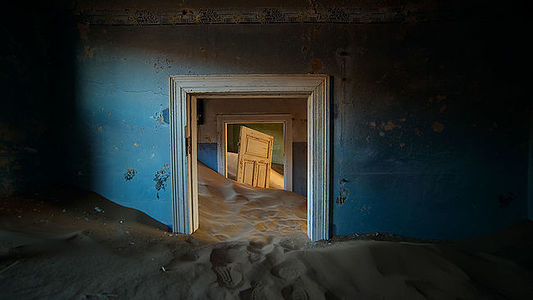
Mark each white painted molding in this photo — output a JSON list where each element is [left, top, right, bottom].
[[216, 114, 293, 191], [169, 74, 330, 241], [169, 77, 191, 234]]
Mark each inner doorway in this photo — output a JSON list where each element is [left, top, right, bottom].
[[226, 124, 280, 187], [169, 75, 330, 241], [216, 114, 295, 192]]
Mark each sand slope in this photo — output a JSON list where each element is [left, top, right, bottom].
[[194, 162, 306, 243], [1, 164, 532, 299]]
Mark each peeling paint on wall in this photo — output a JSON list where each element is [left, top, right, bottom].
[[499, 192, 516, 208], [151, 107, 170, 126], [124, 168, 136, 181], [153, 57, 174, 73], [162, 108, 169, 124], [336, 178, 349, 205], [432, 121, 445, 133], [310, 57, 322, 74], [154, 164, 170, 199], [154, 112, 165, 125], [381, 120, 401, 131], [82, 46, 95, 59]]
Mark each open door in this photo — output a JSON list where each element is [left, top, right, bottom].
[[236, 126, 273, 188]]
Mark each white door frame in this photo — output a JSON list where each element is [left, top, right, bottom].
[[216, 113, 293, 191], [169, 74, 330, 241]]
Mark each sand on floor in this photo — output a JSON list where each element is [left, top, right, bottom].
[[1, 163, 532, 299]]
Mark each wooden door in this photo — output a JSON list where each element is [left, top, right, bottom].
[[236, 126, 273, 188]]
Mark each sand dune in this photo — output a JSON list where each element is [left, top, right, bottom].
[[1, 163, 532, 299]]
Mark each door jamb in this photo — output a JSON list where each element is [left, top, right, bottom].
[[169, 74, 330, 241]]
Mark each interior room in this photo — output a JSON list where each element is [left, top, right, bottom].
[[1, 0, 532, 299], [225, 123, 285, 187], [196, 97, 308, 195]]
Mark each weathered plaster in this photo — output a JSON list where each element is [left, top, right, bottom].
[[68, 20, 530, 238], [75, 1, 463, 25], [3, 1, 530, 240]]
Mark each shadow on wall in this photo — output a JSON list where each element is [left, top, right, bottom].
[[1, 2, 91, 196], [15, 0, 528, 239], [529, 104, 533, 220]]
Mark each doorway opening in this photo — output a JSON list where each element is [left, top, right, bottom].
[[169, 75, 330, 241], [216, 113, 295, 192], [226, 123, 284, 187]]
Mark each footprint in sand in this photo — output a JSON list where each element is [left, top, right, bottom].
[[248, 251, 262, 263], [291, 286, 309, 300], [264, 245, 284, 266], [272, 260, 306, 281], [180, 249, 199, 261], [213, 265, 243, 289], [249, 281, 267, 300], [240, 281, 273, 300]]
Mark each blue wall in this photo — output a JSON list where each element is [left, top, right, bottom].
[[3, 2, 531, 239], [71, 47, 174, 223], [198, 143, 218, 171], [293, 142, 307, 196], [71, 22, 528, 239]]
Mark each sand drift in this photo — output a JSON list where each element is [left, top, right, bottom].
[[0, 164, 532, 299]]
